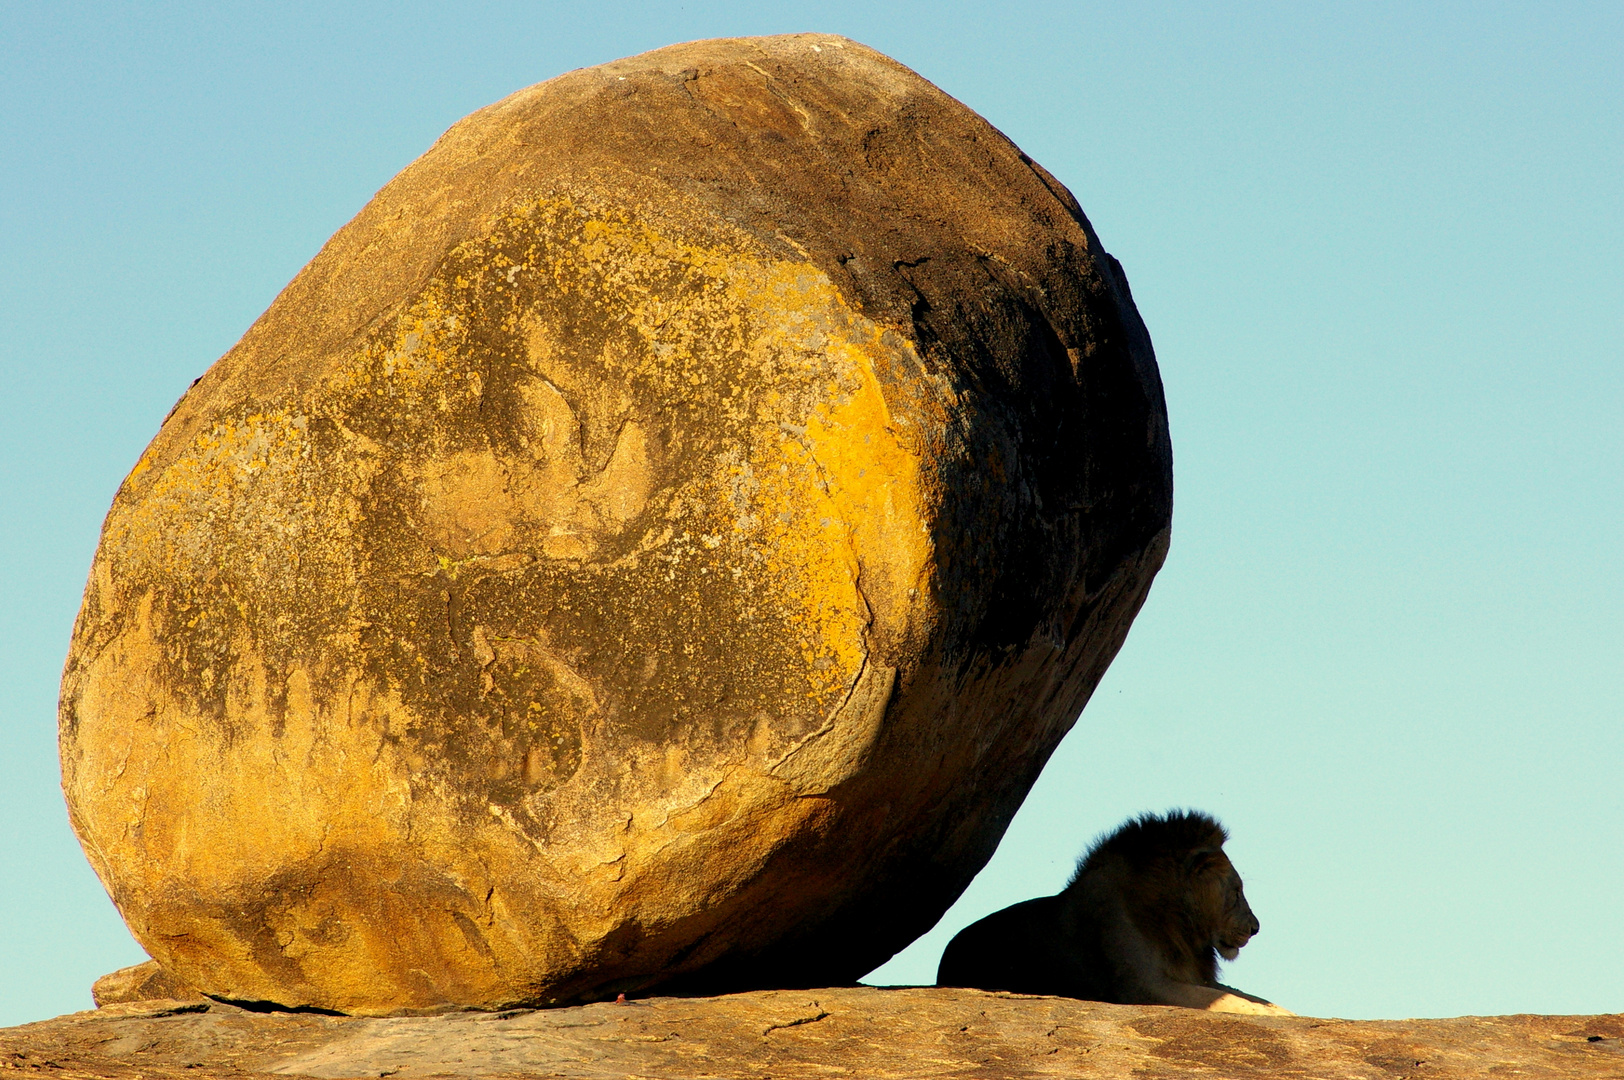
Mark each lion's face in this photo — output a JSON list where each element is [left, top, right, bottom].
[[1196, 853, 1261, 961]]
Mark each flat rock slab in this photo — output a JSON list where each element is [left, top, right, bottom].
[[5, 987, 1622, 1079]]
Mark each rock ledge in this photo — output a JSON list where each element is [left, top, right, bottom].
[[5, 986, 1622, 1079]]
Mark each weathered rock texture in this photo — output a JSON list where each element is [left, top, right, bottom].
[[91, 963, 202, 1009], [59, 34, 1172, 1013], [7, 990, 1624, 1079]]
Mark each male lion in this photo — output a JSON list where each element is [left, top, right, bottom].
[[937, 810, 1292, 1015]]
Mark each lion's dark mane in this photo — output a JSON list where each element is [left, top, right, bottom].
[[1071, 809, 1229, 881]]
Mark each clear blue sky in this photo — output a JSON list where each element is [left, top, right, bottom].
[[2, 2, 1618, 1026]]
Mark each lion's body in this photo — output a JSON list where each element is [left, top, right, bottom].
[[937, 811, 1290, 1016]]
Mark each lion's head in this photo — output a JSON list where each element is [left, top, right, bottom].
[[1187, 850, 1261, 961], [1075, 810, 1265, 980]]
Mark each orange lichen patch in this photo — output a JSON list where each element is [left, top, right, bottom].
[[107, 410, 316, 578], [343, 286, 470, 396], [727, 263, 935, 696], [748, 434, 865, 696], [128, 445, 158, 479]]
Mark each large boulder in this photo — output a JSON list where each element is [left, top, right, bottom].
[[59, 34, 1171, 1014]]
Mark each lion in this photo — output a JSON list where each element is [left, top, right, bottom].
[[936, 810, 1292, 1015]]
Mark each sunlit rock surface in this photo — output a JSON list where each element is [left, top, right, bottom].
[[8, 990, 1624, 1079]]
